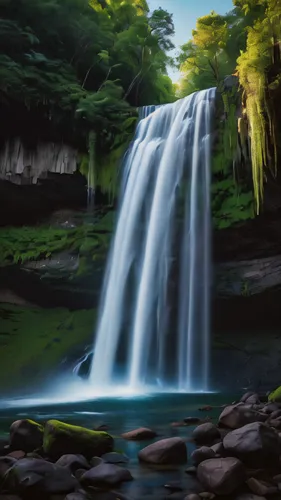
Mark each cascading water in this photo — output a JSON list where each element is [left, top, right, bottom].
[[90, 88, 216, 393]]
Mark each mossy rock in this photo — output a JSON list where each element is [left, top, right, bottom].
[[268, 386, 281, 402], [43, 420, 114, 459]]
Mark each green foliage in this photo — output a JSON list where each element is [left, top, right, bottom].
[[212, 179, 255, 229], [236, 0, 280, 213], [0, 212, 115, 266], [0, 0, 176, 195]]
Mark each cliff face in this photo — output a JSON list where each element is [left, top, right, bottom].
[[0, 138, 78, 185]]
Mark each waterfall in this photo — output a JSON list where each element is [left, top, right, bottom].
[[90, 88, 216, 392]]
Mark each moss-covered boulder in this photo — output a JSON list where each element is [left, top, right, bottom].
[[43, 420, 114, 459], [10, 419, 43, 452], [268, 386, 281, 402]]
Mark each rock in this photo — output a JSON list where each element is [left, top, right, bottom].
[[246, 477, 278, 496], [240, 392, 259, 403], [7, 451, 25, 460], [197, 457, 245, 495], [64, 493, 89, 500], [0, 457, 17, 479], [164, 481, 183, 491], [234, 495, 266, 500], [90, 456, 104, 467], [219, 403, 266, 429], [192, 423, 221, 445], [0, 496, 22, 500], [199, 494, 215, 500], [101, 452, 129, 464], [273, 473, 281, 484], [245, 394, 260, 405], [5, 457, 78, 494], [74, 469, 87, 480], [184, 495, 200, 500], [121, 427, 156, 440], [184, 417, 201, 424], [223, 422, 280, 468], [9, 419, 43, 453], [80, 463, 132, 487], [191, 446, 215, 465], [268, 409, 281, 420], [185, 466, 197, 475], [94, 424, 109, 432], [269, 418, 281, 430], [43, 420, 113, 459], [138, 437, 187, 465], [211, 442, 226, 456], [56, 454, 90, 472], [261, 402, 280, 414]]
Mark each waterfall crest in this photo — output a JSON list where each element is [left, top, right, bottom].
[[90, 88, 216, 392]]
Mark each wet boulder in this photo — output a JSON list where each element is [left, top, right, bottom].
[[191, 446, 215, 465], [80, 463, 132, 487], [192, 423, 221, 445], [138, 437, 187, 465], [219, 404, 266, 429], [56, 454, 90, 473], [121, 427, 157, 441], [0, 457, 17, 479], [4, 457, 78, 494], [9, 420, 43, 453], [223, 422, 280, 468], [197, 457, 245, 495], [43, 420, 113, 459]]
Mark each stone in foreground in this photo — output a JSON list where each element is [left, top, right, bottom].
[[192, 423, 220, 445], [43, 420, 113, 459], [56, 454, 90, 472], [218, 404, 265, 429], [10, 419, 43, 453], [197, 457, 245, 495], [80, 463, 132, 487], [5, 458, 78, 494], [234, 495, 266, 500], [121, 427, 157, 440], [191, 446, 215, 465], [138, 437, 187, 465], [223, 422, 280, 468]]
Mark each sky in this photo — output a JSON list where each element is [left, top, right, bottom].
[[148, 0, 234, 82]]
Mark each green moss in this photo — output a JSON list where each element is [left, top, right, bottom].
[[268, 386, 281, 402], [0, 305, 96, 391], [0, 212, 115, 267], [43, 419, 114, 458]]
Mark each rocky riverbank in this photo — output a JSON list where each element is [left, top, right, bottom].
[[1, 391, 281, 499]]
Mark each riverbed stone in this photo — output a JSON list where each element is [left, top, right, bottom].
[[223, 422, 280, 468], [192, 423, 221, 445], [138, 437, 187, 465], [5, 457, 78, 494], [56, 454, 90, 472], [80, 463, 132, 487], [234, 495, 266, 500], [43, 420, 113, 459], [211, 442, 226, 456], [121, 427, 157, 440], [9, 419, 43, 453], [246, 477, 278, 496], [218, 403, 266, 429], [191, 446, 215, 465], [0, 456, 17, 479], [184, 495, 200, 500], [101, 452, 129, 464], [197, 457, 245, 495]]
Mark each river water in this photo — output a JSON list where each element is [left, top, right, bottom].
[[0, 393, 234, 499]]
